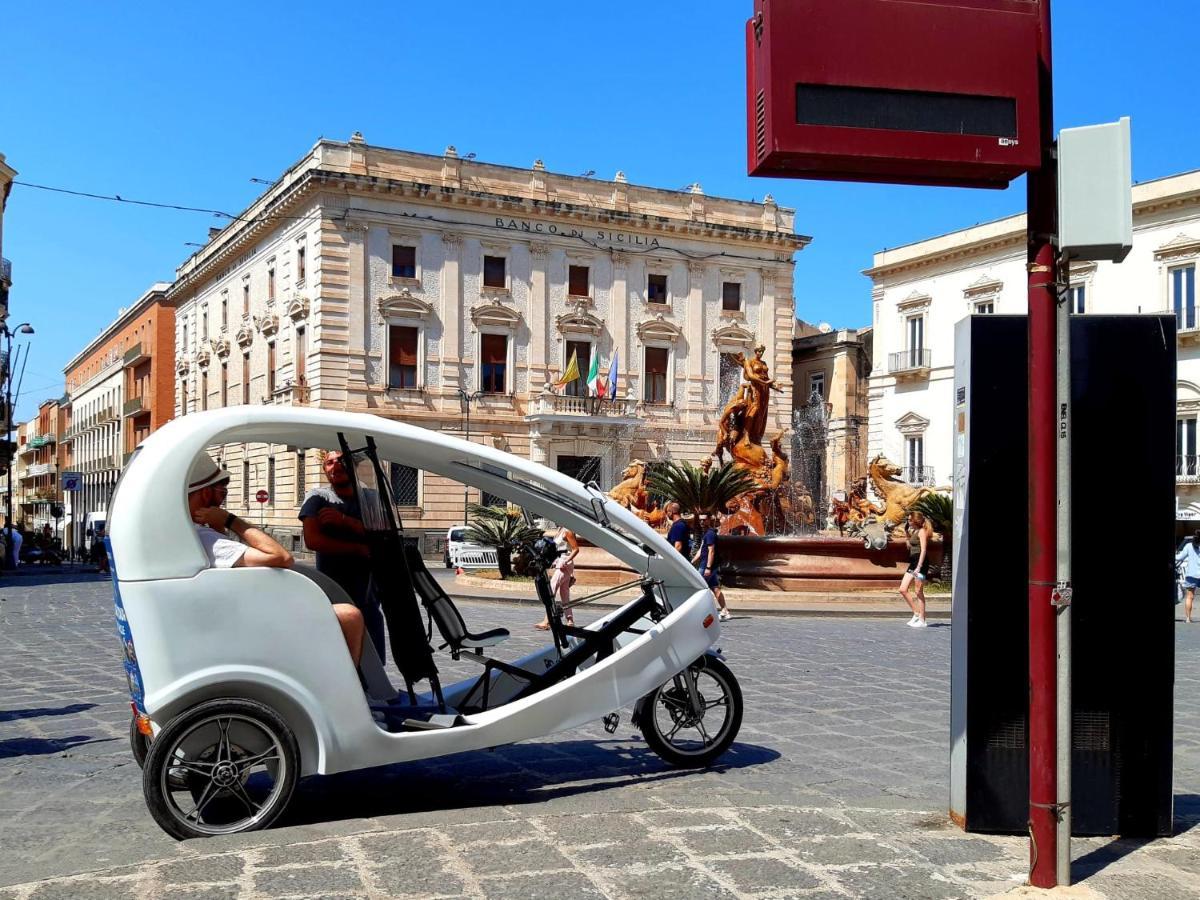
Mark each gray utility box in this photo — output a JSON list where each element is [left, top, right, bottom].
[[1058, 117, 1132, 262]]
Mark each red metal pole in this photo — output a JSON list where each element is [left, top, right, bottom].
[[1027, 0, 1058, 888]]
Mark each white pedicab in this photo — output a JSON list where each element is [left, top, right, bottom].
[[109, 407, 743, 839]]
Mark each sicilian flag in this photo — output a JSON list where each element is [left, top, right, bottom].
[[585, 351, 601, 397], [555, 349, 580, 388], [598, 350, 618, 399]]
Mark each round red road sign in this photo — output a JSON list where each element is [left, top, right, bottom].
[[255, 490, 269, 504]]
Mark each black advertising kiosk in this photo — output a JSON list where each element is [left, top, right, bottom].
[[950, 314, 1175, 836]]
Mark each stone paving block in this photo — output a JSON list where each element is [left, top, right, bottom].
[[252, 864, 364, 897], [461, 839, 573, 876], [366, 863, 464, 897], [676, 825, 775, 855], [706, 856, 821, 892], [157, 855, 245, 884], [1084, 869, 1200, 900], [356, 830, 442, 863], [638, 809, 732, 831], [737, 807, 853, 841], [570, 838, 679, 868], [257, 840, 345, 866], [601, 866, 739, 899], [479, 872, 607, 900], [28, 880, 139, 900], [793, 835, 905, 866], [895, 836, 1010, 867], [150, 888, 240, 900], [446, 819, 536, 845], [833, 865, 968, 899], [538, 812, 650, 844]]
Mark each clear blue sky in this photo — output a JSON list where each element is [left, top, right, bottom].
[[2, 1, 1196, 421]]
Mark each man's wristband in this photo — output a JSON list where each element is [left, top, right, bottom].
[[225, 512, 237, 530]]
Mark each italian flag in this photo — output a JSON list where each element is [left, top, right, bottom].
[[586, 351, 601, 396]]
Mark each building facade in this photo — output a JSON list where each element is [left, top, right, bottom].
[[0, 152, 14, 321], [170, 137, 806, 549], [15, 399, 65, 532], [791, 322, 872, 500], [865, 169, 1200, 534], [62, 283, 174, 548]]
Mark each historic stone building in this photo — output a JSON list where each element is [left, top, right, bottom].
[[791, 321, 872, 500], [62, 282, 174, 549], [865, 169, 1200, 536], [170, 136, 806, 549]]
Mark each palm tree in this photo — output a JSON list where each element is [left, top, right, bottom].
[[464, 502, 544, 579], [910, 492, 953, 582], [646, 461, 759, 534]]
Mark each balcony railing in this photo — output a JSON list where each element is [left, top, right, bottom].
[[123, 395, 145, 416], [902, 466, 936, 486], [0, 258, 10, 286], [25, 462, 57, 478], [889, 349, 932, 376], [123, 341, 150, 367], [1178, 455, 1200, 484], [526, 392, 640, 420], [1161, 307, 1200, 344]]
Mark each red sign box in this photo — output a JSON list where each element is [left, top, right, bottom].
[[747, 0, 1043, 189], [255, 490, 269, 504]]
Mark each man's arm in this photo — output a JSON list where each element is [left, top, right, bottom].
[[302, 516, 370, 557], [227, 515, 293, 568]]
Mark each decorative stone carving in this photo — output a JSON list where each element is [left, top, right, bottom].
[[963, 274, 1002, 307], [529, 241, 549, 258], [176, 356, 190, 376], [556, 304, 605, 338], [256, 312, 279, 337], [212, 335, 231, 358], [470, 301, 522, 329], [286, 295, 310, 321], [711, 321, 756, 350], [440, 231, 463, 247], [636, 314, 683, 343], [235, 319, 255, 348], [894, 411, 930, 436], [897, 290, 932, 313], [1154, 233, 1200, 263], [195, 346, 211, 367], [378, 288, 434, 321]]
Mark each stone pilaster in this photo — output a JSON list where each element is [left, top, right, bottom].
[[610, 251, 628, 395], [686, 261, 706, 406], [440, 231, 462, 394], [529, 241, 549, 384]]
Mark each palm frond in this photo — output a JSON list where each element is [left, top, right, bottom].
[[464, 504, 543, 550], [646, 461, 759, 517], [910, 492, 952, 535]]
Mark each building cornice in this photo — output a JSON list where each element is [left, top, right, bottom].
[[63, 283, 173, 379]]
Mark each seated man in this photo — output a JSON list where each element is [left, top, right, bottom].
[[187, 454, 364, 666]]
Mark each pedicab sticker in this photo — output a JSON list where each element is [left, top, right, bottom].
[[106, 537, 146, 713]]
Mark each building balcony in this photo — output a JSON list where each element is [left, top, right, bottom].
[[525, 392, 642, 427], [1178, 455, 1200, 484], [902, 465, 936, 486], [0, 257, 11, 287], [25, 462, 57, 478], [264, 378, 310, 405], [123, 341, 150, 367], [888, 349, 932, 380], [1163, 308, 1200, 346], [123, 395, 146, 417]]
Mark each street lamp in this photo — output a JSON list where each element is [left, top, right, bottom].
[[2, 321, 34, 567], [457, 388, 483, 522]]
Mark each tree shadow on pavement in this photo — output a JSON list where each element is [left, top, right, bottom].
[[0, 735, 117, 759], [280, 739, 780, 828], [0, 702, 98, 723], [1070, 793, 1199, 881]]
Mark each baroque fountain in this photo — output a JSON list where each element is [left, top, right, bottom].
[[576, 345, 942, 591]]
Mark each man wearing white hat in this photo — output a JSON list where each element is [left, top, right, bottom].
[[187, 454, 364, 665]]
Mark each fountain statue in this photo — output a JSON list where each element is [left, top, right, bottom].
[[865, 453, 933, 531], [607, 460, 666, 528], [704, 346, 811, 535]]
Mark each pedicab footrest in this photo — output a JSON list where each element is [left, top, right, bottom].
[[402, 713, 463, 730]]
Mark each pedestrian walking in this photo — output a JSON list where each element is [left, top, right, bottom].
[[1176, 530, 1200, 624], [536, 525, 579, 630], [900, 510, 932, 627], [692, 511, 731, 622], [665, 502, 690, 560]]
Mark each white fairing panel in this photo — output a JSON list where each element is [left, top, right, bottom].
[[110, 408, 719, 776]]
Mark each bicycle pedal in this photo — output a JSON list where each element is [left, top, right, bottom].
[[602, 712, 620, 734]]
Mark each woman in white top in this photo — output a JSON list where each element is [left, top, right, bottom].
[[535, 526, 580, 630], [1175, 529, 1200, 624]]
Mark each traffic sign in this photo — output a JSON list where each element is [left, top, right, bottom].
[[62, 472, 83, 492], [255, 490, 269, 504]]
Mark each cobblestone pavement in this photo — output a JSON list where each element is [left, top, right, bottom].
[[0, 573, 1196, 899]]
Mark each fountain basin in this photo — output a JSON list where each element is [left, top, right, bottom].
[[570, 534, 944, 592]]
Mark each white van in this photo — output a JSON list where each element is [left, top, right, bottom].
[[444, 524, 497, 569]]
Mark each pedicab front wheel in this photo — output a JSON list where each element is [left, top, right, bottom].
[[638, 656, 743, 768], [143, 698, 299, 840]]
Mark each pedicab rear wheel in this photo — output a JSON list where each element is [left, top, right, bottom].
[[129, 715, 150, 769], [638, 656, 743, 768], [143, 698, 299, 840]]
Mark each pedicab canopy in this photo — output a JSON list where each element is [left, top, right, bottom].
[[108, 407, 702, 591]]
